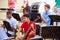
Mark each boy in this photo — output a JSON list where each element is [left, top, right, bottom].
[[6, 11, 18, 36], [18, 14, 36, 40], [41, 4, 51, 26]]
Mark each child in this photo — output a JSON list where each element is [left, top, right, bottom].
[[17, 14, 36, 40], [41, 4, 51, 26]]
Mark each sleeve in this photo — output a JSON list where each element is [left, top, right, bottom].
[[47, 16, 51, 21], [20, 23, 24, 29], [41, 13, 44, 17], [46, 13, 51, 21]]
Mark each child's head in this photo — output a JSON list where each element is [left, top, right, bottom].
[[23, 6, 30, 14], [22, 14, 31, 22], [44, 4, 50, 12], [6, 11, 12, 19]]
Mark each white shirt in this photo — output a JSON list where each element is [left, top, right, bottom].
[[6, 17, 18, 29], [6, 17, 18, 35]]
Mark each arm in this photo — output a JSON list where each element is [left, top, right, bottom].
[[16, 26, 22, 40], [17, 27, 22, 32], [11, 20, 18, 30], [34, 16, 41, 22], [31, 23, 36, 32], [41, 16, 48, 23], [17, 23, 24, 32]]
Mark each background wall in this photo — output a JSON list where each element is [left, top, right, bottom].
[[0, 0, 8, 8], [0, 0, 8, 24]]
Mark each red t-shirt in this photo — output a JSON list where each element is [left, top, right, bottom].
[[20, 21, 36, 33]]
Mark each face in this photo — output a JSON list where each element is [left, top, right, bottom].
[[22, 16, 28, 22], [7, 13, 12, 19], [44, 6, 49, 12]]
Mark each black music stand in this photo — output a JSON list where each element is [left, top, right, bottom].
[[3, 21, 17, 38], [12, 13, 21, 21], [49, 15, 60, 26], [3, 21, 13, 31], [41, 26, 60, 40]]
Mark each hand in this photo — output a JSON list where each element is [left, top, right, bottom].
[[37, 16, 40, 19], [11, 27, 15, 30], [34, 16, 40, 22], [29, 31, 36, 35]]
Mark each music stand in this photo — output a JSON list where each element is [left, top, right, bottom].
[[12, 13, 21, 21], [49, 15, 60, 26], [3, 21, 17, 38], [3, 21, 13, 31], [41, 26, 60, 40]]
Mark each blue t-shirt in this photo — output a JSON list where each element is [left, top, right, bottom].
[[42, 12, 51, 26]]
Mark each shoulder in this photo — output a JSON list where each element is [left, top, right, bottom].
[[42, 12, 45, 14], [22, 22, 27, 25], [11, 17, 18, 23], [30, 21, 36, 25], [6, 18, 9, 21], [42, 12, 46, 16], [48, 12, 51, 15], [21, 22, 27, 27], [11, 17, 17, 21]]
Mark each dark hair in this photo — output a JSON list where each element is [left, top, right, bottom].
[[45, 4, 50, 9], [7, 11, 12, 15], [23, 6, 30, 13], [23, 14, 31, 19]]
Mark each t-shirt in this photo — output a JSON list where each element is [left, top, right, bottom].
[[42, 12, 51, 26], [6, 17, 18, 29], [6, 17, 18, 35], [20, 21, 36, 33]]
